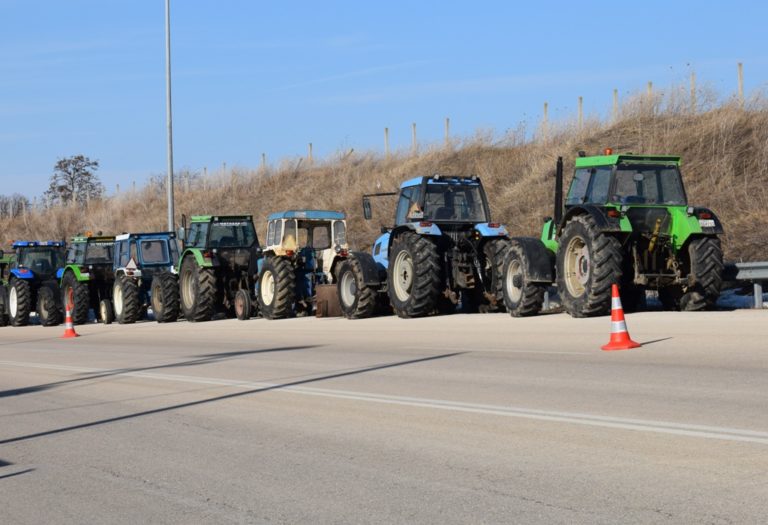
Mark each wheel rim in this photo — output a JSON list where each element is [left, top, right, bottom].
[[40, 295, 49, 318], [339, 270, 357, 307], [564, 236, 589, 297], [235, 292, 245, 316], [9, 286, 17, 317], [261, 270, 275, 306], [113, 282, 123, 315], [181, 269, 195, 309], [392, 250, 413, 302], [505, 258, 523, 303], [100, 302, 108, 321], [152, 286, 163, 312]]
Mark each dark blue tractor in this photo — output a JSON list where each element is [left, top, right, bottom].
[[0, 241, 66, 327], [103, 232, 181, 324], [337, 175, 541, 318]]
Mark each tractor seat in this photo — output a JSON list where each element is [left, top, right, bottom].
[[434, 206, 454, 220], [34, 260, 52, 273], [218, 236, 237, 247]]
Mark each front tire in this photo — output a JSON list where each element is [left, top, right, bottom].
[[387, 232, 441, 318], [502, 243, 546, 317], [680, 237, 723, 311], [234, 289, 252, 320], [0, 285, 8, 327], [37, 286, 62, 327], [258, 257, 295, 320], [151, 273, 180, 323], [556, 215, 623, 317], [337, 258, 377, 319], [9, 279, 32, 327], [179, 256, 217, 322]]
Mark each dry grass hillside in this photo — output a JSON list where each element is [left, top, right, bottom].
[[3, 93, 767, 261]]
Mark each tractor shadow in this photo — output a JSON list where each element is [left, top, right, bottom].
[[0, 351, 464, 446]]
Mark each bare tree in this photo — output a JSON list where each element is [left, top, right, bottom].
[[44, 155, 105, 205], [0, 193, 30, 218]]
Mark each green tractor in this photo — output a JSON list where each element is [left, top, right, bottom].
[[502, 152, 724, 317], [176, 215, 261, 322], [59, 234, 116, 324], [0, 241, 66, 327], [256, 210, 350, 319]]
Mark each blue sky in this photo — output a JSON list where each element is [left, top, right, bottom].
[[2, 0, 766, 198]]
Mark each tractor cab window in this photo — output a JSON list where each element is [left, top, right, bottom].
[[266, 220, 277, 246], [566, 167, 612, 205], [311, 225, 331, 250], [612, 165, 686, 205], [282, 220, 298, 251], [140, 240, 170, 265], [423, 183, 489, 222], [209, 220, 257, 248], [85, 242, 113, 264], [395, 186, 422, 225], [67, 243, 86, 264], [17, 247, 63, 275], [117, 240, 131, 267], [566, 169, 591, 205], [187, 222, 209, 248], [333, 221, 346, 246]]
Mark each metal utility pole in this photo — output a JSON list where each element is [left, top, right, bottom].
[[165, 0, 175, 230]]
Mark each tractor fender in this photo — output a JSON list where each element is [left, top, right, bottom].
[[399, 222, 442, 237], [474, 223, 510, 238], [691, 207, 724, 234], [558, 205, 625, 236], [181, 249, 215, 268], [61, 265, 90, 282], [349, 251, 386, 286], [10, 268, 34, 280], [509, 237, 555, 283]]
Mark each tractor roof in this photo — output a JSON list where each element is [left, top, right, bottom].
[[115, 231, 176, 241], [12, 240, 65, 248], [190, 214, 253, 223], [267, 210, 346, 221], [400, 175, 482, 189], [575, 153, 681, 168], [70, 235, 115, 243]]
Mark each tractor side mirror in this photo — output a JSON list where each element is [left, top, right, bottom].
[[177, 227, 186, 243], [362, 197, 372, 220], [380, 226, 390, 234]]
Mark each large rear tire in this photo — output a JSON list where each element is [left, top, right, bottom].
[[179, 256, 217, 322], [61, 271, 90, 325], [9, 278, 32, 327], [114, 276, 140, 324], [680, 237, 723, 311], [37, 286, 62, 327], [337, 258, 377, 319], [258, 257, 295, 320], [502, 242, 546, 317], [151, 273, 180, 323], [387, 232, 441, 318], [556, 214, 623, 317]]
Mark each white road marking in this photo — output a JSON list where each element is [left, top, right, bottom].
[[1, 359, 767, 445]]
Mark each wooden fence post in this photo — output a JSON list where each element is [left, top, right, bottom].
[[738, 62, 744, 108], [384, 127, 390, 159], [411, 122, 417, 155]]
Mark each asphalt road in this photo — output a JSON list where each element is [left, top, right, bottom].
[[1, 310, 767, 524]]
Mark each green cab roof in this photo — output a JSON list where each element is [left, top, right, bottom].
[[190, 214, 253, 223], [70, 235, 116, 243], [575, 153, 681, 168]]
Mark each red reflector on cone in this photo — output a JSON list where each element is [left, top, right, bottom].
[[601, 284, 640, 351]]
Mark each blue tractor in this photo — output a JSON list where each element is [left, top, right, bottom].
[[104, 232, 181, 324], [0, 241, 66, 327], [337, 175, 525, 318]]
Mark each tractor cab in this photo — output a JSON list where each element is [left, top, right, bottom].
[[9, 241, 66, 281], [263, 210, 348, 283], [114, 232, 180, 280], [393, 175, 491, 226]]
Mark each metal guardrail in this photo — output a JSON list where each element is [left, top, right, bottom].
[[723, 262, 768, 309]]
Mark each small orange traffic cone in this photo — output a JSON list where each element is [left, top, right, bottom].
[[61, 290, 79, 339], [601, 284, 640, 351]]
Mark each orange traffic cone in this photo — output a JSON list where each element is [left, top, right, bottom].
[[61, 291, 79, 339], [601, 284, 640, 351]]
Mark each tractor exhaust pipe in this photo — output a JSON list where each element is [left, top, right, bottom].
[[554, 156, 564, 225]]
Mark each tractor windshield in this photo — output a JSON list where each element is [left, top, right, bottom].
[[17, 247, 64, 275], [209, 220, 257, 248], [85, 242, 114, 264], [611, 165, 687, 205], [139, 240, 171, 265], [421, 184, 489, 222]]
